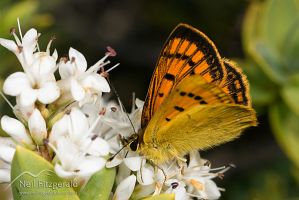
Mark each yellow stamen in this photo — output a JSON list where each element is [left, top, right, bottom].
[[190, 179, 204, 190]]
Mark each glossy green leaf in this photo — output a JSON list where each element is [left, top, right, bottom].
[[269, 103, 299, 168], [281, 74, 299, 116], [262, 0, 299, 52], [253, 41, 286, 84], [282, 22, 299, 73], [79, 167, 116, 200], [242, 0, 299, 84], [242, 1, 285, 84], [142, 194, 175, 200], [11, 146, 79, 200]]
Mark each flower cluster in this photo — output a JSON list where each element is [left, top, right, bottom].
[[0, 25, 112, 184], [0, 24, 228, 200]]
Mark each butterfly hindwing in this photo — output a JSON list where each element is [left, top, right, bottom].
[[154, 104, 256, 161], [220, 59, 251, 106], [141, 24, 227, 128]]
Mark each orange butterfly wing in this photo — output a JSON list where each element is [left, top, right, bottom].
[[141, 24, 227, 128], [220, 59, 251, 106]]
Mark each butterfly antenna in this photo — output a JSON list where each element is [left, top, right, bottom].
[[106, 78, 137, 134], [108, 140, 130, 161]]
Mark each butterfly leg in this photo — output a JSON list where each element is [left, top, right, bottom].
[[147, 159, 167, 185], [139, 157, 145, 183]]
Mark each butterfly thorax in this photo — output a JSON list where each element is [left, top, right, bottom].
[[137, 142, 178, 164], [121, 129, 177, 164]]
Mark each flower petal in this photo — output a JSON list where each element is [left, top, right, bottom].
[[49, 115, 69, 144], [0, 38, 18, 53], [68, 108, 89, 141], [52, 49, 58, 61], [106, 155, 123, 168], [87, 137, 110, 156], [1, 116, 33, 146], [31, 53, 56, 79], [123, 157, 143, 172], [137, 164, 155, 185], [54, 164, 77, 179], [82, 74, 110, 93], [71, 78, 85, 101], [28, 109, 47, 145], [77, 157, 106, 177], [54, 138, 81, 169], [3, 72, 31, 96], [113, 175, 136, 200], [20, 88, 37, 107], [0, 169, 10, 183], [58, 60, 74, 79], [204, 180, 221, 199], [135, 98, 144, 108], [174, 186, 188, 200], [38, 82, 60, 104], [0, 145, 15, 163], [22, 28, 38, 66], [69, 47, 87, 73], [22, 28, 38, 51], [15, 96, 35, 120]]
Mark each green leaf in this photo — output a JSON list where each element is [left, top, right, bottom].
[[242, 0, 299, 84], [269, 103, 299, 169], [253, 41, 287, 84], [79, 167, 116, 200], [11, 146, 79, 200], [262, 0, 299, 52], [242, 1, 285, 84], [142, 194, 175, 200], [282, 21, 299, 73], [281, 74, 299, 116]]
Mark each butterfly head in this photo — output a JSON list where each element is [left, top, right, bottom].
[[121, 133, 140, 152]]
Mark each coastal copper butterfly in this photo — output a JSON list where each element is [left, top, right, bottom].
[[127, 23, 257, 164]]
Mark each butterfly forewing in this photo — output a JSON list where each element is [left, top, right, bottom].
[[141, 24, 227, 128]]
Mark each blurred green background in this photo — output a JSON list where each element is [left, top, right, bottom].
[[0, 0, 299, 199]]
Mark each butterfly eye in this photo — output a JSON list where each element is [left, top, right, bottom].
[[129, 140, 139, 151]]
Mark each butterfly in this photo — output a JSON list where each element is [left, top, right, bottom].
[[127, 23, 257, 164]]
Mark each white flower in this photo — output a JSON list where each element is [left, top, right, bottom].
[[1, 116, 34, 149], [0, 139, 15, 163], [0, 161, 11, 183], [165, 179, 189, 200], [0, 137, 16, 183], [1, 28, 60, 107], [1, 109, 47, 147], [53, 137, 106, 179], [181, 151, 224, 200], [57, 47, 110, 106], [48, 108, 110, 179], [0, 28, 38, 68], [113, 174, 136, 200], [28, 109, 47, 145]]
